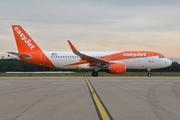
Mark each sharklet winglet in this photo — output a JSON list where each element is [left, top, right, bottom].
[[67, 40, 82, 57], [67, 40, 78, 53]]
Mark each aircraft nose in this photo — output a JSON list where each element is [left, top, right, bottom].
[[165, 59, 172, 67]]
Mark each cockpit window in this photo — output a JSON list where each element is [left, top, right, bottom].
[[159, 55, 165, 58]]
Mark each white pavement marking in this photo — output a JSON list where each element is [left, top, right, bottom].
[[0, 82, 11, 84], [130, 82, 173, 84], [52, 82, 85, 84]]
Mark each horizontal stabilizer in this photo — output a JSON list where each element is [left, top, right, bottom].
[[7, 52, 32, 59]]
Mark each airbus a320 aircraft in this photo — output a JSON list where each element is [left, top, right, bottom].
[[8, 25, 172, 77]]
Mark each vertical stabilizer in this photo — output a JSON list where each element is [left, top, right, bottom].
[[10, 25, 55, 68], [12, 25, 41, 52]]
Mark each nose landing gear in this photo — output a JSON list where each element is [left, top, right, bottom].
[[147, 69, 151, 77]]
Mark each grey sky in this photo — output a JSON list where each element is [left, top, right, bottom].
[[0, 0, 180, 58]]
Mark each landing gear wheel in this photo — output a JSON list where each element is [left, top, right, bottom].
[[147, 73, 151, 77], [147, 69, 151, 77], [92, 72, 98, 77]]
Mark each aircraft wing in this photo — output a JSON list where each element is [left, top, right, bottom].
[[67, 40, 109, 65], [7, 52, 32, 59]]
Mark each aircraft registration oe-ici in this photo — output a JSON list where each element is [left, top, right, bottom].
[[8, 25, 172, 77]]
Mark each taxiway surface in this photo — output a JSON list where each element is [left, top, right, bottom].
[[0, 77, 180, 120]]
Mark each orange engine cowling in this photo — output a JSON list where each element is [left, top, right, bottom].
[[107, 63, 126, 74]]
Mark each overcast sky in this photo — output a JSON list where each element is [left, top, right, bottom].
[[0, 0, 180, 58]]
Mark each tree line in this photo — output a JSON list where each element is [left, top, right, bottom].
[[0, 59, 180, 72], [0, 59, 60, 72]]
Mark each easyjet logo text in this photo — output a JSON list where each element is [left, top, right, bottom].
[[14, 27, 35, 50], [123, 52, 147, 57]]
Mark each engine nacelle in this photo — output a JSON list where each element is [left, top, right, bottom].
[[107, 63, 126, 74]]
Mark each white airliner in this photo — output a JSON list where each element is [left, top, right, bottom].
[[8, 25, 172, 77]]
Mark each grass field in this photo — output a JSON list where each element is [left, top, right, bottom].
[[0, 72, 180, 77]]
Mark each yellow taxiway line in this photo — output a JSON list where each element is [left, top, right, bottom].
[[85, 78, 112, 120]]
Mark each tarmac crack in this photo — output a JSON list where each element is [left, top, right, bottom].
[[0, 84, 51, 96], [147, 82, 178, 120], [112, 79, 180, 120], [12, 79, 68, 120], [171, 82, 180, 100]]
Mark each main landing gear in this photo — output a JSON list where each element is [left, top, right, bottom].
[[92, 71, 98, 77], [92, 70, 152, 77], [147, 69, 151, 77]]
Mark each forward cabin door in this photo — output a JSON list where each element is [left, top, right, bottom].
[[148, 53, 154, 62]]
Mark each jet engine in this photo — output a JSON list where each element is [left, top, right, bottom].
[[107, 63, 126, 74]]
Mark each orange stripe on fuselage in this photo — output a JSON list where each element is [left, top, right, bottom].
[[105, 51, 161, 61], [65, 51, 162, 67]]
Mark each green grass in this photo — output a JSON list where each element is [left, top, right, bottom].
[[0, 72, 180, 77]]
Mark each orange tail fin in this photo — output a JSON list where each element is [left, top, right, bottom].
[[12, 25, 41, 52]]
